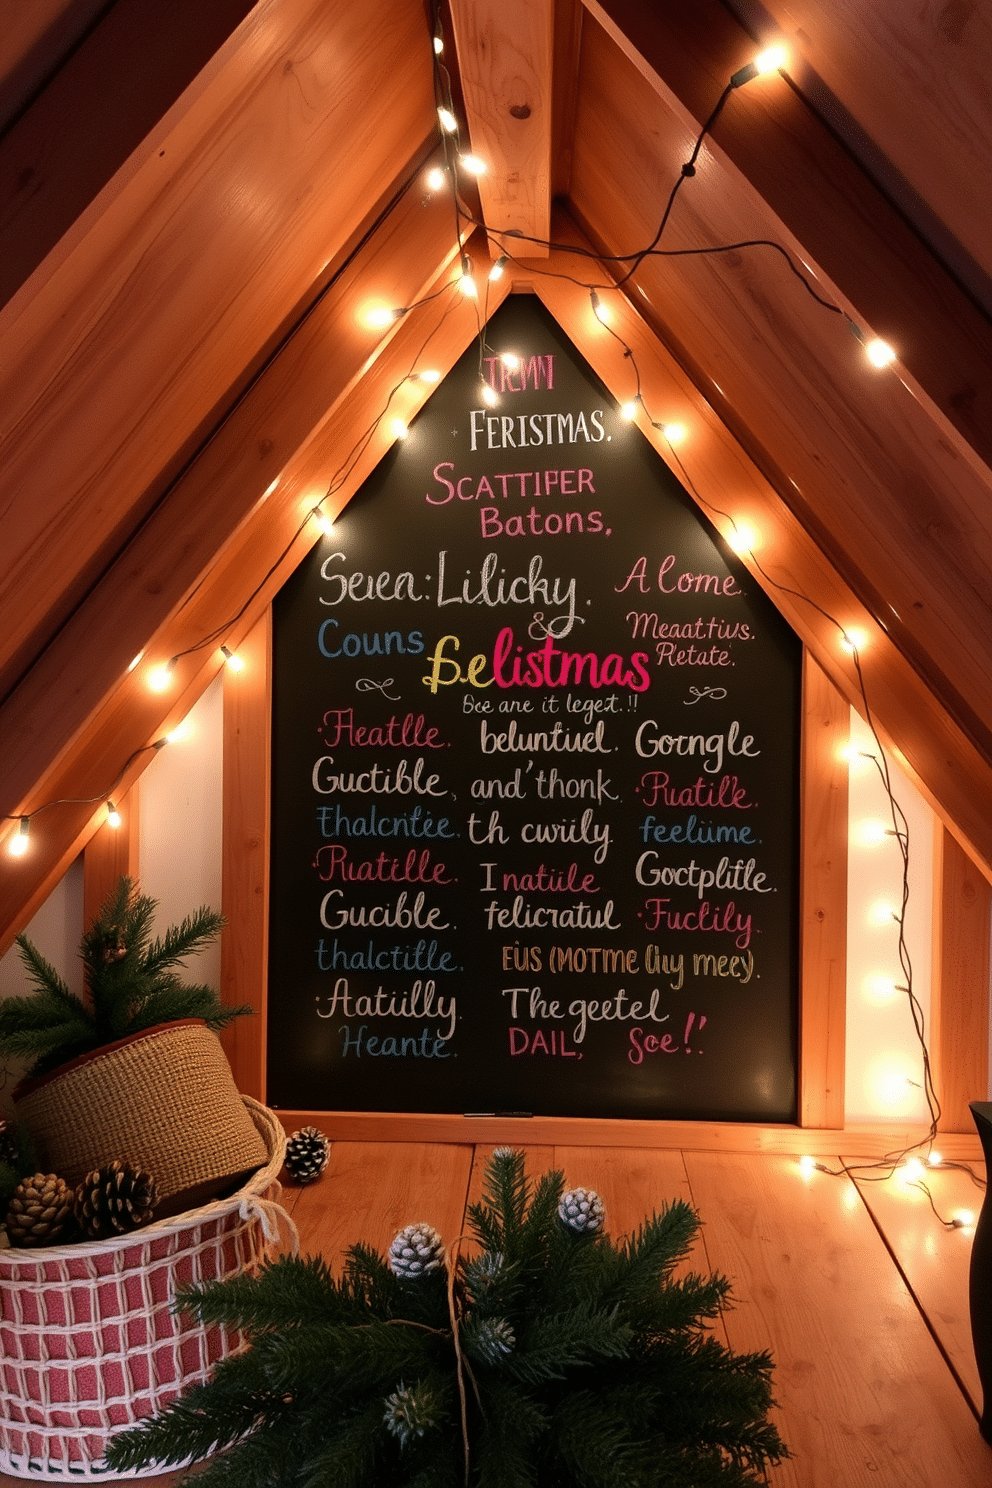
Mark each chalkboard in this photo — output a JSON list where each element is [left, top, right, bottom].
[[268, 296, 801, 1121]]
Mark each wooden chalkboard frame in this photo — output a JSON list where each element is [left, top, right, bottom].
[[220, 610, 855, 1145]]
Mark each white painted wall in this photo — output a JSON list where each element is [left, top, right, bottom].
[[844, 710, 936, 1124]]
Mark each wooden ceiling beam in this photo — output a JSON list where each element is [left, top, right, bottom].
[[566, 18, 992, 778], [0, 0, 436, 699], [0, 235, 506, 950], [519, 216, 992, 879], [0, 0, 257, 305], [582, 0, 992, 482], [448, 0, 553, 257]]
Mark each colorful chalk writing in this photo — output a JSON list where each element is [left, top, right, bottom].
[[268, 297, 800, 1119]]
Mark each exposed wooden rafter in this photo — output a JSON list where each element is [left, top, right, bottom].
[[448, 0, 553, 257]]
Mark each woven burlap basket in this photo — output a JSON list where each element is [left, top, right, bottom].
[[13, 1019, 269, 1205], [0, 1097, 296, 1480]]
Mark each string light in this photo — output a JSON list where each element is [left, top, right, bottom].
[[589, 289, 610, 324], [620, 400, 639, 420], [500, 353, 520, 370], [660, 422, 686, 444], [953, 1209, 975, 1228], [418, 368, 441, 384], [220, 645, 245, 672], [841, 627, 867, 652], [426, 167, 446, 192], [460, 155, 486, 176], [311, 507, 335, 535], [860, 819, 892, 845], [106, 801, 122, 829], [147, 658, 176, 692], [798, 1155, 817, 1178], [927, 1150, 943, 1168], [390, 418, 409, 440], [727, 521, 759, 555], [488, 257, 508, 282], [481, 384, 498, 407], [865, 338, 897, 368], [458, 257, 477, 297], [437, 107, 457, 134], [730, 45, 788, 88], [364, 304, 404, 329], [8, 819, 29, 857], [433, 34, 443, 55]]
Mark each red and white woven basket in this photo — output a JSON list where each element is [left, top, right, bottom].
[[0, 1098, 296, 1479]]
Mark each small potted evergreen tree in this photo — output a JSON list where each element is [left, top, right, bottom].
[[0, 877, 267, 1217]]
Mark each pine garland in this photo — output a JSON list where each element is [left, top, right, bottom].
[[104, 1149, 787, 1486], [0, 877, 249, 1077]]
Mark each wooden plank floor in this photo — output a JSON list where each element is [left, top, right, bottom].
[[1, 1143, 989, 1485]]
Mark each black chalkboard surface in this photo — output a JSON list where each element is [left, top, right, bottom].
[[268, 296, 801, 1121]]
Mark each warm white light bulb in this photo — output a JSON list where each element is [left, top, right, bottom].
[[798, 1154, 816, 1178], [167, 720, 189, 743], [8, 818, 29, 857], [590, 292, 610, 324], [481, 384, 498, 407], [221, 645, 245, 673], [458, 272, 477, 298], [927, 1150, 943, 1168], [620, 401, 638, 421], [364, 305, 400, 329], [426, 167, 446, 192], [871, 900, 899, 925], [859, 819, 889, 845], [148, 660, 175, 693], [865, 337, 896, 368], [489, 257, 507, 282], [391, 419, 409, 441], [433, 35, 443, 54], [106, 801, 122, 829], [419, 368, 441, 384], [437, 107, 457, 133], [955, 1209, 976, 1228], [501, 353, 520, 370], [841, 627, 867, 653], [727, 522, 759, 555], [460, 154, 486, 176], [754, 45, 787, 74], [901, 1158, 925, 1183], [311, 507, 334, 535], [661, 422, 687, 445]]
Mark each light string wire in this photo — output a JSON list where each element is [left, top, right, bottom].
[[4, 13, 984, 1225]]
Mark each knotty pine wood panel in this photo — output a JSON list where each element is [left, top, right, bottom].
[[570, 20, 992, 739], [449, 0, 553, 255], [220, 611, 271, 1102], [551, 0, 584, 199], [684, 1151, 992, 1487], [0, 0, 257, 303], [932, 826, 992, 1132], [290, 1141, 475, 1266], [799, 653, 848, 1128], [844, 1157, 982, 1413], [528, 232, 992, 881], [81, 787, 139, 931], [0, 219, 489, 948], [581, 0, 992, 476], [0, 0, 435, 692], [753, 0, 992, 287]]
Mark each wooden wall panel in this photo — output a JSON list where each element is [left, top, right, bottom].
[[82, 788, 140, 931], [221, 611, 271, 1100], [932, 826, 991, 1132], [799, 653, 848, 1127]]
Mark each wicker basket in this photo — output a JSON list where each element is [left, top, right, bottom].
[[13, 1019, 270, 1208], [0, 1098, 296, 1480]]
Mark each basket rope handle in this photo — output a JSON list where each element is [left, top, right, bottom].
[[238, 1193, 300, 1255]]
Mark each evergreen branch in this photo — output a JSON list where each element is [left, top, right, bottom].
[[141, 905, 227, 978]]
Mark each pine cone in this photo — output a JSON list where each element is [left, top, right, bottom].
[[74, 1161, 157, 1240], [465, 1315, 516, 1364], [6, 1172, 73, 1247], [284, 1126, 331, 1185], [383, 1380, 444, 1446], [388, 1222, 445, 1279], [558, 1186, 606, 1234]]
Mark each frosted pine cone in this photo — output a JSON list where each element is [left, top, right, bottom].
[[388, 1222, 445, 1279], [6, 1173, 73, 1247], [465, 1315, 515, 1364], [558, 1186, 605, 1233], [285, 1126, 331, 1184], [74, 1161, 157, 1240], [383, 1381, 442, 1445], [463, 1250, 505, 1298]]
